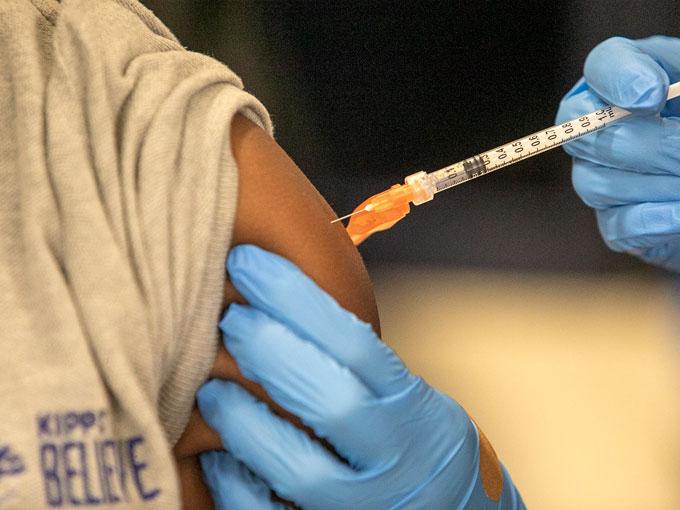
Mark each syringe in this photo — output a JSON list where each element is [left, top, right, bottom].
[[335, 82, 680, 245]]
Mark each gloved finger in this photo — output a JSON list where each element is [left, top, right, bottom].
[[558, 90, 680, 175], [636, 37, 680, 117], [196, 380, 353, 503], [227, 244, 414, 397], [556, 79, 606, 126], [636, 239, 680, 270], [583, 36, 671, 113], [221, 304, 383, 466], [563, 77, 589, 100], [572, 158, 680, 209], [595, 202, 680, 252], [200, 451, 287, 510]]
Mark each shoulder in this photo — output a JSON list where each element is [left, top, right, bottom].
[[227, 114, 380, 333]]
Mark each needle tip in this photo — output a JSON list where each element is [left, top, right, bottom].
[[331, 207, 369, 224]]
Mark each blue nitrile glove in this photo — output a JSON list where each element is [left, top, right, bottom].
[[200, 451, 287, 509], [197, 245, 524, 509], [556, 36, 680, 271]]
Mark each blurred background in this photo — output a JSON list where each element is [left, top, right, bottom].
[[143, 2, 680, 508]]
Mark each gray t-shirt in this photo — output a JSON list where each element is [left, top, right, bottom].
[[0, 0, 272, 507]]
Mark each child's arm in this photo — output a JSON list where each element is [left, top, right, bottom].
[[226, 113, 380, 334], [174, 114, 381, 507]]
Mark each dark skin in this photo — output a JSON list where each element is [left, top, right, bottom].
[[172, 114, 381, 508]]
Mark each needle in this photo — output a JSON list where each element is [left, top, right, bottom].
[[330, 205, 373, 224]]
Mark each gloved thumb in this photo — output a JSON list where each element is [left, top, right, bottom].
[[584, 37, 669, 113], [200, 451, 287, 510]]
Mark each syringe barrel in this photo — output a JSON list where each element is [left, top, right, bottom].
[[404, 171, 436, 205]]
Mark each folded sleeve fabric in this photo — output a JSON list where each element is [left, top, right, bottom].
[[0, 0, 272, 507]]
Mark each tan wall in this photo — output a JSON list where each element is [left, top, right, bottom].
[[374, 269, 680, 509]]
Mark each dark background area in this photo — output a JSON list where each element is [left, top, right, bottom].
[[142, 1, 680, 273]]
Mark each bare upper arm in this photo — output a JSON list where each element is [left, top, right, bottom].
[[174, 113, 379, 460], [226, 114, 379, 331]]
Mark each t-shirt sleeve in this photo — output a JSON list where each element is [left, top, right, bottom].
[[55, 0, 273, 444], [32, 0, 271, 441], [1, 1, 272, 506]]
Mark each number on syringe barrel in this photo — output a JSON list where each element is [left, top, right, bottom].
[[496, 147, 507, 160], [562, 122, 574, 134], [528, 135, 540, 147], [512, 141, 523, 154], [579, 116, 591, 128], [545, 129, 557, 141], [595, 107, 614, 121]]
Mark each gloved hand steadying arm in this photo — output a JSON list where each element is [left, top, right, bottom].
[[556, 36, 680, 271], [196, 244, 524, 509]]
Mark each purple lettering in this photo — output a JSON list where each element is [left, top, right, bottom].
[[63, 413, 79, 435], [99, 440, 120, 503], [76, 440, 101, 505], [62, 442, 81, 505], [40, 443, 62, 507], [118, 439, 130, 501], [127, 436, 159, 501], [97, 411, 107, 435], [37, 414, 51, 436], [80, 412, 96, 434]]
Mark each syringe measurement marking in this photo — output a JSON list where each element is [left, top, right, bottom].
[[486, 124, 610, 170], [432, 107, 630, 193]]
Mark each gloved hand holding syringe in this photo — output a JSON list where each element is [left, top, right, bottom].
[[336, 81, 680, 245]]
